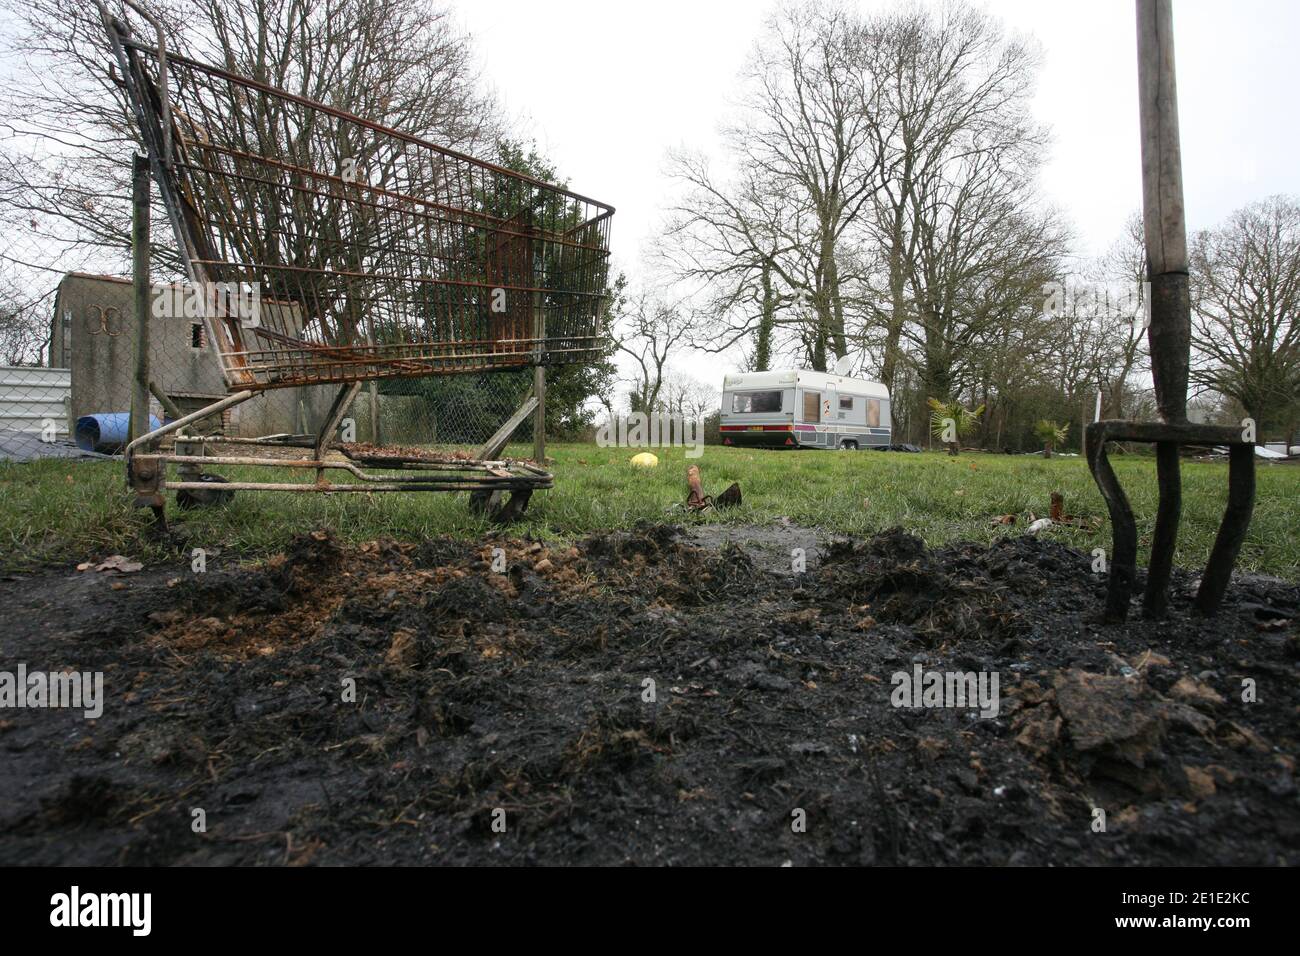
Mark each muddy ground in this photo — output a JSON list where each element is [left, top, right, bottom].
[[0, 524, 1296, 866]]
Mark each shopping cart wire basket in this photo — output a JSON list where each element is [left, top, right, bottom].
[[107, 8, 612, 389], [97, 0, 613, 524]]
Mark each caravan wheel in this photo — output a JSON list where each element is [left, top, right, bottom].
[[840, 439, 858, 451]]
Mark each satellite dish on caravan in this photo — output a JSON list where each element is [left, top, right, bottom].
[[833, 354, 855, 376]]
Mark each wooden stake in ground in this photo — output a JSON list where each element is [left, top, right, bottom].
[[686, 465, 708, 511], [686, 465, 741, 512]]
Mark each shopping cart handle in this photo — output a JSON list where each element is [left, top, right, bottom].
[[99, 0, 171, 165]]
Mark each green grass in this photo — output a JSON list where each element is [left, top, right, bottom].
[[1, 443, 1297, 579]]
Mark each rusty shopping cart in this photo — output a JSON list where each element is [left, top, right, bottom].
[[98, 1, 613, 524]]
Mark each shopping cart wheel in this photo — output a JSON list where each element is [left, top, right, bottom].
[[468, 489, 498, 516], [469, 488, 532, 523], [177, 474, 236, 510], [494, 490, 532, 523]]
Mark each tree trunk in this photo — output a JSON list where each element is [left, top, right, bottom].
[[810, 318, 828, 372], [755, 260, 774, 372], [820, 230, 846, 362], [881, 209, 909, 428], [921, 304, 952, 403]]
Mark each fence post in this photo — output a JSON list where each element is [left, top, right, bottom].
[[369, 379, 381, 445], [533, 289, 546, 463], [129, 153, 151, 446]]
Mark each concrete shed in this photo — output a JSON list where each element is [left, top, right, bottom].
[[48, 273, 339, 437]]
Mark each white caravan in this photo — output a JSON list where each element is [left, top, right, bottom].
[[719, 369, 891, 450]]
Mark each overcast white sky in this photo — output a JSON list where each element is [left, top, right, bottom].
[[4, 1, 1295, 390], [457, 0, 1300, 385]]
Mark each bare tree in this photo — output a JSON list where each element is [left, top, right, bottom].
[[0, 0, 502, 276], [613, 294, 693, 414], [740, 2, 894, 369], [1190, 195, 1300, 435], [663, 1, 889, 372], [658, 370, 720, 421], [0, 265, 54, 364], [664, 0, 1056, 401], [660, 152, 802, 370], [860, 1, 1045, 410], [900, 146, 1068, 404], [1086, 212, 1150, 419]]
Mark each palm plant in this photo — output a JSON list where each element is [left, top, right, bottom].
[[1034, 419, 1069, 458], [927, 398, 985, 457]]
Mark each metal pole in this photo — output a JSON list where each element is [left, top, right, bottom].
[[126, 389, 254, 458], [130, 153, 151, 446], [120, 0, 171, 165]]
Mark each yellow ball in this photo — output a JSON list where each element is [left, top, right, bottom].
[[630, 452, 660, 468]]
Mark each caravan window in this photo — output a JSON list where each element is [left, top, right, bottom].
[[732, 390, 782, 413], [839, 396, 853, 411]]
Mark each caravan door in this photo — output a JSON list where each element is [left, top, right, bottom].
[[821, 385, 837, 447], [801, 388, 820, 423]]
